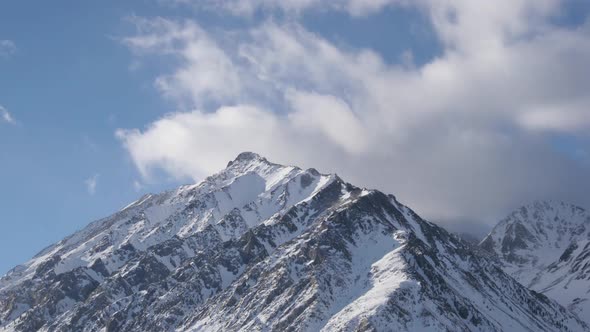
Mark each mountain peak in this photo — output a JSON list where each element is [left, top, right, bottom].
[[481, 201, 589, 253], [233, 151, 265, 162], [220, 152, 294, 181], [226, 151, 271, 168], [503, 200, 588, 227], [522, 199, 584, 212], [217, 152, 281, 182], [480, 200, 590, 320]]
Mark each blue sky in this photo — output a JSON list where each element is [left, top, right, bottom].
[[1, 0, 590, 274], [0, 1, 174, 274]]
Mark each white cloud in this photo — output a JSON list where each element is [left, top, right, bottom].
[[123, 17, 242, 108], [0, 105, 16, 125], [518, 98, 590, 132], [0, 40, 16, 57], [164, 0, 402, 16], [85, 174, 99, 195], [118, 1, 590, 225], [286, 90, 369, 154], [117, 105, 294, 179], [133, 180, 144, 191]]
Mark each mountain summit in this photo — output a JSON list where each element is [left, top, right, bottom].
[[481, 200, 590, 321], [1, 154, 586, 331]]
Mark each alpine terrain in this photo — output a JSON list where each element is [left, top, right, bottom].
[[0, 153, 586, 331], [481, 201, 590, 324]]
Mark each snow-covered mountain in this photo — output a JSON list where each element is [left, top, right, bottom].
[[0, 153, 586, 331], [480, 201, 590, 323]]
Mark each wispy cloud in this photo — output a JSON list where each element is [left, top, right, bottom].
[[0, 40, 17, 57], [162, 0, 401, 17], [85, 174, 99, 195], [0, 105, 16, 125], [123, 17, 242, 109], [133, 180, 143, 192]]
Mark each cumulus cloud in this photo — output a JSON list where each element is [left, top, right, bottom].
[[85, 174, 99, 195], [117, 106, 286, 179], [0, 40, 16, 57], [0, 105, 16, 125], [117, 1, 590, 226]]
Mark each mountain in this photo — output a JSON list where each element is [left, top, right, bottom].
[[1, 153, 586, 331], [480, 201, 590, 323], [453, 232, 483, 247]]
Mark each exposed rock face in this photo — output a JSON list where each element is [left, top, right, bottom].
[[1, 154, 586, 331], [480, 201, 590, 322]]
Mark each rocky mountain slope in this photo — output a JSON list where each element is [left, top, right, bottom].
[[0, 153, 586, 331], [480, 201, 590, 323]]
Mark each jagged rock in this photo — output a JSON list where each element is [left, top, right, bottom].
[[1, 154, 586, 331], [480, 200, 590, 322]]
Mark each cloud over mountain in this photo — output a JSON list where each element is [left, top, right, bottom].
[[117, 0, 590, 226]]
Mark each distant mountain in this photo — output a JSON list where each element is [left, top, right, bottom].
[[453, 232, 483, 246], [480, 201, 590, 322], [1, 153, 586, 331]]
